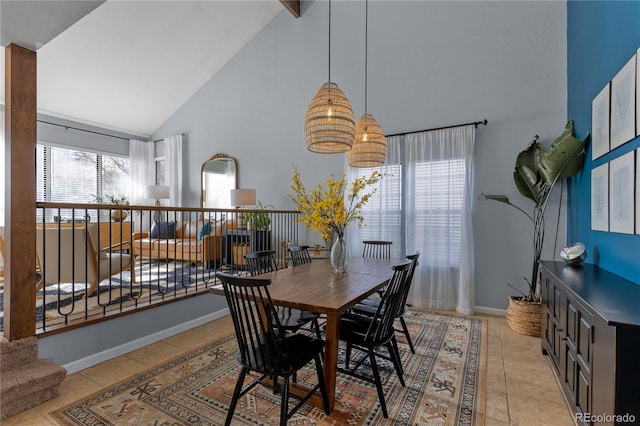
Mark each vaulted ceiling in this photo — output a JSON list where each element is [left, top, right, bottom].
[[1, 0, 299, 137]]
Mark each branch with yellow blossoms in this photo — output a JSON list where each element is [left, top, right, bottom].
[[288, 167, 384, 241]]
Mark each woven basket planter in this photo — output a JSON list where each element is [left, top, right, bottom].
[[506, 296, 542, 337]]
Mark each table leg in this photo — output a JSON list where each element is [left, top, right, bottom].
[[323, 312, 339, 412]]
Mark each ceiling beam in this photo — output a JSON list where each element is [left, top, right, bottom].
[[279, 0, 300, 18]]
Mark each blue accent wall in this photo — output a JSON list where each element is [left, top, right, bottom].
[[567, 1, 640, 285]]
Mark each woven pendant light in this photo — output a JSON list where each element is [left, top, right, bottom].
[[348, 0, 386, 167], [304, 0, 355, 154], [349, 114, 386, 167]]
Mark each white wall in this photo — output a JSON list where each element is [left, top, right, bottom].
[[153, 0, 568, 310]]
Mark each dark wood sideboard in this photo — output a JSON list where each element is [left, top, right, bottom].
[[540, 261, 640, 426]]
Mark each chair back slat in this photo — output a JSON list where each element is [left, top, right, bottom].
[[364, 261, 411, 343], [288, 245, 312, 267], [362, 240, 392, 259], [245, 250, 277, 276], [395, 252, 420, 317], [217, 272, 296, 372]]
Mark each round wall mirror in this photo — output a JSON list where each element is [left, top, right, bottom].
[[201, 154, 237, 208]]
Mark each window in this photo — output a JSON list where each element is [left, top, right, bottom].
[[155, 158, 165, 185], [351, 164, 403, 252], [36, 145, 129, 221], [412, 158, 466, 266]]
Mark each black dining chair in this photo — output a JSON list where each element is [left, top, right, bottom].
[[288, 245, 312, 266], [362, 240, 392, 259], [215, 272, 329, 426], [337, 260, 412, 418], [245, 250, 278, 275], [245, 250, 322, 339], [352, 252, 420, 355]]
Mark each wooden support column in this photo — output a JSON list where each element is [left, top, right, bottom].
[[280, 0, 300, 18], [4, 43, 37, 340]]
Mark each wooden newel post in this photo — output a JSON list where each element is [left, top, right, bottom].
[[4, 43, 37, 340]]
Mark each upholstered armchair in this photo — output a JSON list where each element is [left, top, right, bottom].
[[35, 224, 135, 295]]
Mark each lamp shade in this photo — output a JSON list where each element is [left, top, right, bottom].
[[144, 185, 170, 200], [348, 113, 386, 167], [305, 82, 356, 153], [230, 189, 256, 207]]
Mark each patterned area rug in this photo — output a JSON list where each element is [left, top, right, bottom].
[[52, 309, 486, 425]]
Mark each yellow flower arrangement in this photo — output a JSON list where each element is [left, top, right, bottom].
[[288, 167, 384, 241]]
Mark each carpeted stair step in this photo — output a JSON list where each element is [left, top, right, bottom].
[[0, 358, 67, 420], [1, 335, 39, 372]]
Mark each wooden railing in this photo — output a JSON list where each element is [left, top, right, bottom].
[[28, 202, 300, 335]]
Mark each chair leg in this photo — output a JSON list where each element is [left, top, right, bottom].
[[280, 376, 290, 426], [313, 318, 322, 340], [368, 349, 388, 418], [314, 353, 330, 415], [390, 336, 405, 378], [345, 342, 352, 369], [399, 317, 415, 354], [225, 367, 248, 426], [387, 339, 405, 387]]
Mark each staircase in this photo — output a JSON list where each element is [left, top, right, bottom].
[[0, 334, 67, 420]]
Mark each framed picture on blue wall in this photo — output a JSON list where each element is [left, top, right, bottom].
[[591, 163, 609, 232], [637, 149, 640, 234], [637, 48, 640, 137], [611, 54, 636, 149], [592, 82, 610, 159], [609, 151, 635, 234]]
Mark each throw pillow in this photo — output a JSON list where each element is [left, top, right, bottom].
[[197, 221, 212, 241], [150, 221, 177, 239]]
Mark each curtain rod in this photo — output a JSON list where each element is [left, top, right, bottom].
[[37, 119, 132, 141], [152, 133, 186, 143], [385, 118, 488, 138], [38, 119, 186, 143]]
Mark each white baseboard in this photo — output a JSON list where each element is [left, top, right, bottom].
[[62, 308, 230, 374], [475, 306, 507, 316]]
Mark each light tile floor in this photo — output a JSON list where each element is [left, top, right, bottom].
[[3, 314, 575, 425]]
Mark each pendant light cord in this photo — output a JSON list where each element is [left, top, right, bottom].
[[328, 0, 331, 83], [364, 0, 368, 114]]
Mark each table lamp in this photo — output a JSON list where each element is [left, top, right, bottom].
[[145, 185, 170, 222], [230, 189, 256, 229]]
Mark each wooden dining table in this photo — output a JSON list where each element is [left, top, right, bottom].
[[210, 256, 402, 412]]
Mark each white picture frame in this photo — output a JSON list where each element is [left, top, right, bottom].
[[637, 149, 640, 234], [637, 48, 640, 137], [611, 54, 636, 149], [591, 163, 609, 232], [609, 151, 635, 234], [592, 82, 610, 159]]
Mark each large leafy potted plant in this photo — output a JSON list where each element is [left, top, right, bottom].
[[483, 121, 588, 336]]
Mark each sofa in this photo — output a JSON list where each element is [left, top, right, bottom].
[[132, 220, 237, 265]]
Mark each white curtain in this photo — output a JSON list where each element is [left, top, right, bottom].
[[405, 125, 476, 314], [164, 134, 183, 207], [348, 125, 476, 315], [129, 139, 154, 206]]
